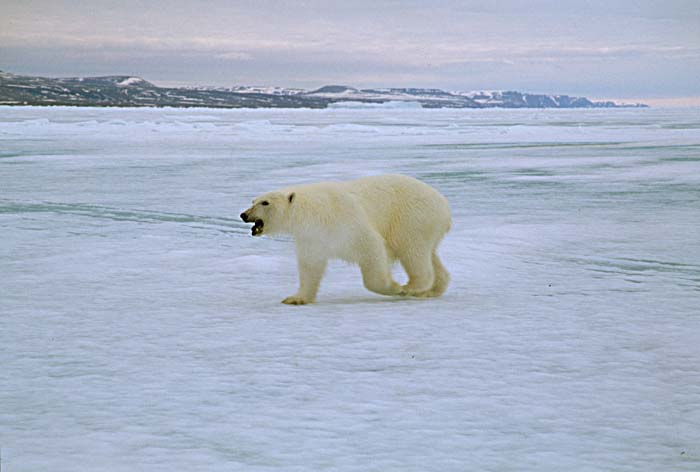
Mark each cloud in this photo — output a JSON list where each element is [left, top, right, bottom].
[[1, 0, 698, 97], [3, 29, 696, 68], [215, 52, 253, 61]]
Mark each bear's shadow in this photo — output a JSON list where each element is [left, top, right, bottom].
[[318, 295, 431, 306]]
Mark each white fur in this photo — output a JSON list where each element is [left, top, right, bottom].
[[241, 174, 451, 304]]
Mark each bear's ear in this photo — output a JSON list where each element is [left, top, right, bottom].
[[288, 192, 295, 204]]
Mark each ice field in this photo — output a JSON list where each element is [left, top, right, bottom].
[[1, 105, 699, 471]]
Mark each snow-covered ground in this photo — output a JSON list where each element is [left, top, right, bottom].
[[1, 106, 699, 471]]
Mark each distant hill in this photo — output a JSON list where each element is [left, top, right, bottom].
[[0, 71, 647, 109]]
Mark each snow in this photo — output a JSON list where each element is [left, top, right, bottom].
[[456, 90, 503, 105], [187, 85, 305, 96], [328, 100, 423, 109], [308, 89, 456, 103], [117, 77, 144, 87], [1, 106, 699, 471]]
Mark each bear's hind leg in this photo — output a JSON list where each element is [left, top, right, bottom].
[[418, 250, 450, 297], [399, 244, 435, 297]]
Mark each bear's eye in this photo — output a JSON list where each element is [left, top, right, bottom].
[[261, 201, 269, 206]]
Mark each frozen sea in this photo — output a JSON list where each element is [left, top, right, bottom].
[[1, 105, 699, 471]]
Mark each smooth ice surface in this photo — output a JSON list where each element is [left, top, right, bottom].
[[1, 106, 699, 471]]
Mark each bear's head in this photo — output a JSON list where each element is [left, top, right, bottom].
[[240, 191, 296, 236]]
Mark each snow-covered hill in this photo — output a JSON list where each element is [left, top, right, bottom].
[[456, 90, 622, 108], [0, 71, 646, 108], [305, 85, 635, 108]]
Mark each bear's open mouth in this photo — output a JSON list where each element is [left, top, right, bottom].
[[251, 219, 264, 236]]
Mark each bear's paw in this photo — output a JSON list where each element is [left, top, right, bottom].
[[281, 295, 311, 305]]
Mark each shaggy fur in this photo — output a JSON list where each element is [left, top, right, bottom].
[[240, 174, 451, 304]]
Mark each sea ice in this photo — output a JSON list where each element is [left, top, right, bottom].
[[1, 105, 699, 471]]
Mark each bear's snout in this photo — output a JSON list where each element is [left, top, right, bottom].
[[240, 211, 249, 222]]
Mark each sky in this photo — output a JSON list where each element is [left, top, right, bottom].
[[1, 0, 699, 103]]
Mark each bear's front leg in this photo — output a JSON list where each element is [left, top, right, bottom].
[[282, 254, 327, 305]]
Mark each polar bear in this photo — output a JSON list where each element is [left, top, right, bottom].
[[240, 174, 450, 304]]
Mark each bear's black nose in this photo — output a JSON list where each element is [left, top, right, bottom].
[[240, 212, 249, 222]]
